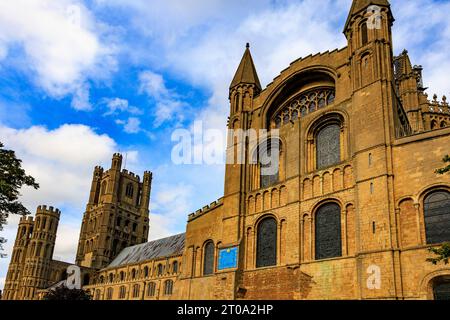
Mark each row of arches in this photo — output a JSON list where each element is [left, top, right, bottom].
[[430, 120, 447, 130], [250, 112, 349, 192], [34, 216, 57, 233], [99, 260, 180, 284], [101, 280, 174, 300]]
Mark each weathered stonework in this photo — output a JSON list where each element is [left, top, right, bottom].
[[3, 0, 450, 300]]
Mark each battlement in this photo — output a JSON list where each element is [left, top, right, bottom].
[[188, 198, 224, 221], [36, 205, 61, 216], [19, 216, 34, 224], [121, 169, 140, 182]]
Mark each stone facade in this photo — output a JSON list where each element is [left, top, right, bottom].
[[3, 0, 450, 300]]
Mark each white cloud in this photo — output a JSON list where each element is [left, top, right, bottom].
[[138, 70, 187, 127], [0, 0, 118, 108], [103, 98, 142, 116], [139, 71, 170, 100], [147, 182, 194, 240], [116, 117, 142, 134]]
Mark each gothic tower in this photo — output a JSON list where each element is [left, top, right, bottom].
[[2, 216, 33, 300], [223, 43, 262, 244], [345, 0, 408, 299], [19, 206, 60, 300], [75, 153, 152, 269]]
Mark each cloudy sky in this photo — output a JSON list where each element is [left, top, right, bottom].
[[1, 0, 449, 290]]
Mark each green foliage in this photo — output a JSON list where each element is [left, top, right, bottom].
[[42, 286, 92, 301], [0, 141, 39, 258], [427, 243, 450, 265], [435, 155, 450, 175]]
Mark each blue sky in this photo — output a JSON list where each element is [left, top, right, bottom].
[[1, 0, 450, 290]]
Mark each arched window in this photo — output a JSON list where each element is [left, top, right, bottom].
[[172, 261, 179, 274], [99, 276, 105, 284], [157, 264, 164, 276], [131, 269, 136, 280], [120, 271, 125, 281], [434, 280, 450, 300], [316, 124, 341, 169], [95, 289, 101, 300], [108, 273, 114, 283], [106, 288, 113, 300], [203, 241, 215, 276], [125, 183, 134, 198], [315, 203, 342, 260], [143, 266, 149, 278], [164, 280, 173, 296], [424, 191, 450, 244], [256, 139, 282, 189], [132, 284, 140, 298], [101, 181, 107, 195], [256, 217, 277, 268], [361, 22, 368, 45], [147, 282, 156, 297], [119, 286, 126, 299]]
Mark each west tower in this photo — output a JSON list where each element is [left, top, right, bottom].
[[75, 153, 152, 269], [19, 206, 60, 299]]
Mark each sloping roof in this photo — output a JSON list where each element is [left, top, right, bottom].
[[230, 43, 262, 91], [344, 0, 392, 31], [106, 233, 185, 268]]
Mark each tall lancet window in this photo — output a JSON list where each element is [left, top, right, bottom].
[[361, 22, 368, 46]]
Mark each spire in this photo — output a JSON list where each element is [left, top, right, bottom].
[[344, 0, 392, 32], [230, 43, 262, 92]]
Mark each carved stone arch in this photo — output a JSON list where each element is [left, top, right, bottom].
[[261, 66, 338, 129], [419, 269, 450, 300]]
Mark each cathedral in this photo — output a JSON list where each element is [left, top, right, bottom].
[[2, 0, 450, 300]]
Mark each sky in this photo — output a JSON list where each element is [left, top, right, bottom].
[[1, 0, 450, 291]]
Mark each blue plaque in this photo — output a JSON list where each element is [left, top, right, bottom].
[[218, 247, 238, 270]]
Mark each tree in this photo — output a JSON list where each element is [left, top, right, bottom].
[[0, 141, 39, 257], [427, 243, 450, 265], [42, 286, 92, 301], [436, 155, 450, 175]]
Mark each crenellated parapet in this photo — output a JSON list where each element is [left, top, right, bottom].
[[188, 198, 224, 221]]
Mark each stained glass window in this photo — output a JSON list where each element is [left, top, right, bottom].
[[316, 124, 341, 169], [256, 217, 277, 268], [315, 203, 342, 260], [424, 191, 450, 244], [271, 88, 335, 128], [203, 241, 215, 275]]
